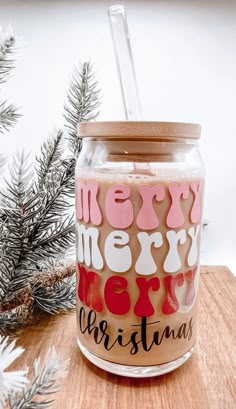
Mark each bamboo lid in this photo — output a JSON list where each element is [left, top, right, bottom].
[[78, 121, 201, 139]]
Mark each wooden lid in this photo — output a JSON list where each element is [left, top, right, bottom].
[[78, 121, 201, 139]]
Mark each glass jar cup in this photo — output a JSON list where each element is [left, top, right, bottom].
[[75, 121, 204, 377]]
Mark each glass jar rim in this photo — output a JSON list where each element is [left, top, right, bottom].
[[78, 121, 201, 140]]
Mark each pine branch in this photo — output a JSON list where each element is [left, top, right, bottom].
[[9, 347, 69, 409], [0, 146, 76, 320], [0, 145, 75, 278], [0, 101, 19, 134], [0, 263, 76, 313], [0, 61, 101, 331], [0, 336, 28, 407], [0, 26, 17, 84], [0, 337, 69, 408], [35, 130, 64, 188], [0, 154, 7, 175], [0, 285, 32, 313], [0, 263, 76, 334], [0, 308, 31, 334], [0, 26, 20, 135], [64, 61, 101, 157], [33, 275, 76, 314], [0, 151, 34, 283]]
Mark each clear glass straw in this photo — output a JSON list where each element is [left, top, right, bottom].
[[108, 4, 142, 120], [108, 5, 153, 174]]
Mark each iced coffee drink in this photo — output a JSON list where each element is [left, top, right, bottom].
[[76, 121, 204, 377]]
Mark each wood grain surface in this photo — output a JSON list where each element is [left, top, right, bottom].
[[10, 266, 236, 409], [78, 121, 201, 139]]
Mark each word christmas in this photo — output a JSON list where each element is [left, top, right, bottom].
[[79, 307, 194, 355]]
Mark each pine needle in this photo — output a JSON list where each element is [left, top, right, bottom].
[[7, 346, 69, 409], [0, 26, 20, 134], [0, 60, 101, 333], [0, 102, 20, 134], [0, 336, 28, 408], [0, 25, 17, 84], [64, 61, 101, 157]]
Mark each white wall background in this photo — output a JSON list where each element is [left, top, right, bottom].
[[1, 0, 236, 273]]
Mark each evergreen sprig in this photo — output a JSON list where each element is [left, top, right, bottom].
[[0, 336, 28, 407], [0, 102, 19, 134], [0, 134, 76, 322], [0, 154, 6, 174], [0, 59, 101, 333], [9, 348, 69, 409], [64, 61, 101, 157], [0, 26, 17, 84], [0, 26, 20, 133], [0, 336, 69, 408]]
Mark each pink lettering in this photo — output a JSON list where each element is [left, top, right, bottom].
[[105, 184, 133, 228], [76, 180, 102, 225], [190, 182, 202, 223], [137, 184, 165, 230], [166, 183, 189, 228]]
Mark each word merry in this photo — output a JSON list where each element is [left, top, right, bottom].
[[79, 307, 194, 355], [77, 223, 200, 274], [76, 180, 203, 229], [78, 264, 197, 317]]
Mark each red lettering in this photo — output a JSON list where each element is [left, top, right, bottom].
[[78, 265, 198, 318], [134, 277, 160, 317], [78, 264, 103, 312], [162, 273, 184, 314], [185, 267, 197, 306], [104, 275, 130, 315]]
